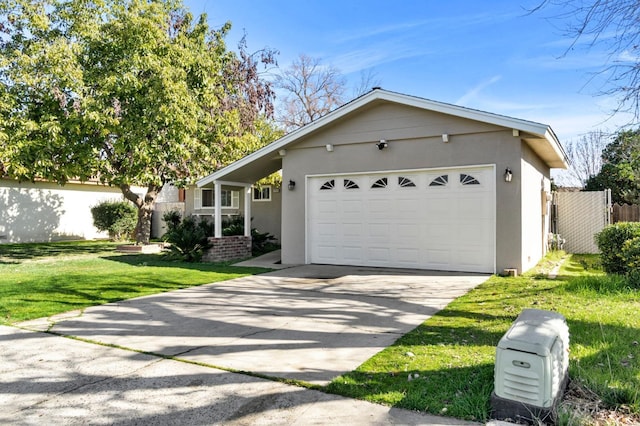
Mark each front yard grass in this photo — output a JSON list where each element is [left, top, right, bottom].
[[0, 241, 269, 323], [2, 243, 638, 423], [327, 253, 640, 423]]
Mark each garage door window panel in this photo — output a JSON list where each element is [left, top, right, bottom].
[[429, 175, 449, 187], [460, 173, 480, 185], [320, 180, 335, 190], [371, 177, 388, 188], [344, 179, 359, 189], [398, 177, 416, 188]]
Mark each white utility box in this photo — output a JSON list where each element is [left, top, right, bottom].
[[491, 309, 569, 423]]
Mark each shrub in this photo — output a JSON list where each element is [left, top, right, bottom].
[[197, 216, 215, 238], [90, 200, 137, 241], [621, 236, 640, 268], [162, 210, 182, 233], [162, 216, 211, 262], [595, 222, 640, 274], [221, 216, 279, 256], [221, 216, 244, 237]]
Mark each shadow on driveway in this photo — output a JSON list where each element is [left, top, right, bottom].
[[20, 264, 489, 386]]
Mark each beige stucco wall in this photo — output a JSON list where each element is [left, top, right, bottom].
[[279, 101, 541, 273], [251, 186, 282, 241], [520, 142, 552, 271], [0, 179, 135, 243]]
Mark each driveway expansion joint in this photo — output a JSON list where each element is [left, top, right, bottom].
[[172, 345, 208, 357]]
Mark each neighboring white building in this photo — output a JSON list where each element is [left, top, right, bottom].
[[0, 179, 144, 243]]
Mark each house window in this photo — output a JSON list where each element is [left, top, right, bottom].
[[201, 188, 214, 208], [429, 175, 448, 187], [344, 179, 359, 189], [371, 177, 388, 188], [253, 185, 272, 201], [460, 174, 480, 185], [195, 188, 239, 209]]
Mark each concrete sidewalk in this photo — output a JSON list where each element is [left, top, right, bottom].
[[1, 326, 480, 425], [4, 264, 489, 424]]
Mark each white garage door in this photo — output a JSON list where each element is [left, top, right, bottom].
[[307, 166, 495, 273]]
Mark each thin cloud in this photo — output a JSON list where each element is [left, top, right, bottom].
[[333, 12, 518, 45], [331, 46, 428, 74], [468, 92, 634, 141], [513, 50, 611, 71], [456, 75, 503, 106]]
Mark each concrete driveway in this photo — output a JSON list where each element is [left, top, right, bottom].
[[3, 264, 489, 425]]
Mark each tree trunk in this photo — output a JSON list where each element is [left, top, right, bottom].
[[120, 183, 162, 245]]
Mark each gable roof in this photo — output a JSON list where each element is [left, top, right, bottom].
[[198, 88, 568, 186]]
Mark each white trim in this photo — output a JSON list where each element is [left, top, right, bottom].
[[214, 182, 222, 238], [194, 187, 239, 210], [194, 187, 203, 209], [244, 187, 252, 237], [305, 163, 497, 179], [305, 164, 497, 273], [197, 88, 567, 187], [214, 180, 254, 188]]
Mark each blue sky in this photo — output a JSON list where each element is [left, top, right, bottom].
[[184, 0, 632, 143]]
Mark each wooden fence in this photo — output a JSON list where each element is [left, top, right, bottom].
[[612, 204, 640, 223]]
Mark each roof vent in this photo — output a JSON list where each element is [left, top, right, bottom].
[[372, 86, 382, 90]]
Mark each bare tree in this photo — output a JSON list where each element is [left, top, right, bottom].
[[534, 1, 640, 120], [275, 54, 346, 131], [352, 69, 383, 98], [554, 130, 610, 187]]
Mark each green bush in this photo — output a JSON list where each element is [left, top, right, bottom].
[[162, 215, 210, 262], [162, 210, 182, 233], [197, 217, 215, 238], [595, 222, 640, 274], [221, 216, 244, 237], [90, 200, 137, 241], [162, 214, 278, 261], [221, 216, 279, 256]]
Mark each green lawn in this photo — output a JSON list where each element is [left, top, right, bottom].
[[326, 253, 640, 423], [2, 243, 638, 423], [0, 241, 270, 323]]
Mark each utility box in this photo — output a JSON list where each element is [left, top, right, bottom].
[[491, 309, 569, 424]]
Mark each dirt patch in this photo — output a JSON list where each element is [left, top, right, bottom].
[[560, 380, 639, 425]]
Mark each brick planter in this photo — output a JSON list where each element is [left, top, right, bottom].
[[203, 236, 252, 263], [116, 243, 164, 254]]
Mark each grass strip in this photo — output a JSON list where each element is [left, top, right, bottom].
[[326, 253, 639, 422], [0, 242, 269, 323]]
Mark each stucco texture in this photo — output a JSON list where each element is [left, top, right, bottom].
[[278, 102, 545, 274]]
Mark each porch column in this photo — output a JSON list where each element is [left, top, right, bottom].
[[214, 181, 222, 238], [244, 185, 251, 237]]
